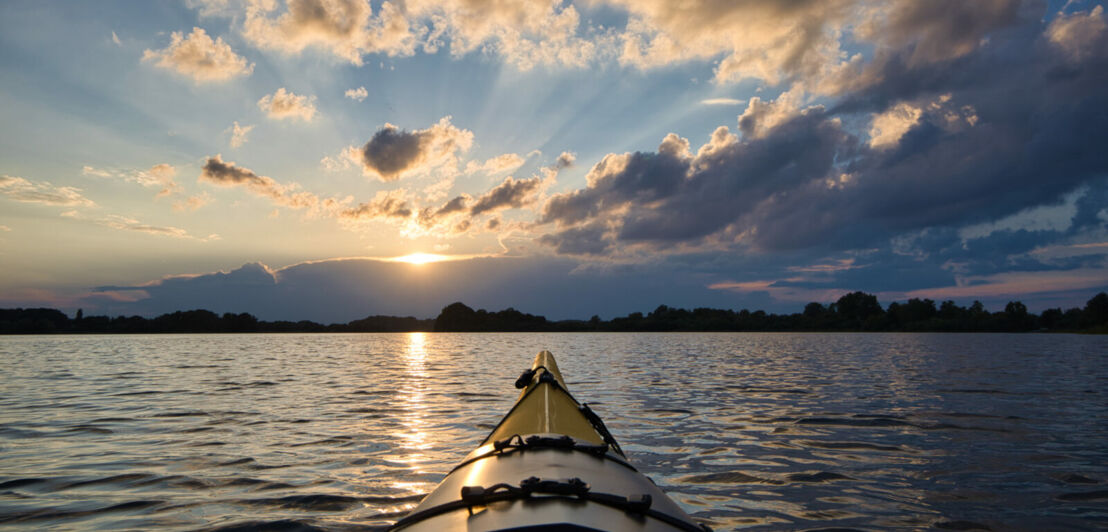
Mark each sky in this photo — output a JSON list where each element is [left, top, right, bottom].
[[1, 0, 1107, 322]]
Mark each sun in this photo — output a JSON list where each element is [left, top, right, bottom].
[[392, 252, 450, 265]]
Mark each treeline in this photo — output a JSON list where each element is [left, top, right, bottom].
[[1, 291, 1106, 334], [431, 292, 1108, 333], [0, 308, 432, 334]]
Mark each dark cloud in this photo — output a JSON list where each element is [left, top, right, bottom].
[[538, 6, 1108, 259], [358, 125, 423, 180], [85, 257, 745, 322], [555, 151, 576, 169], [339, 194, 412, 220], [201, 154, 268, 187], [861, 0, 1023, 65], [469, 175, 542, 215], [538, 224, 612, 256], [200, 155, 321, 209], [436, 195, 469, 216], [541, 112, 848, 247], [354, 118, 472, 181]]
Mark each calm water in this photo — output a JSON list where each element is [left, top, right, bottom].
[[0, 333, 1105, 531]]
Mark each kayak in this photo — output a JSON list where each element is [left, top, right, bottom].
[[390, 350, 709, 531]]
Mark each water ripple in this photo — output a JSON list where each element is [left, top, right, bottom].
[[0, 332, 1105, 530]]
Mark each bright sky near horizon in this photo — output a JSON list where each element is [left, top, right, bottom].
[[1, 0, 1107, 321]]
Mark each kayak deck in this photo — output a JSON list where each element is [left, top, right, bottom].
[[480, 350, 606, 447], [390, 351, 707, 531]]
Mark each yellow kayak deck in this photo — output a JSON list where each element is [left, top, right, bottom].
[[479, 350, 607, 448]]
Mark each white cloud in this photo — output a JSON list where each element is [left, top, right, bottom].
[[257, 88, 317, 121], [200, 0, 604, 71], [465, 153, 526, 176], [82, 164, 184, 199], [111, 31, 121, 46], [0, 175, 96, 207], [243, 0, 417, 65], [737, 84, 809, 138], [82, 166, 113, 178], [134, 164, 181, 197], [142, 27, 254, 83], [320, 154, 353, 172], [410, 0, 603, 70], [869, 102, 923, 149], [612, 0, 853, 86], [345, 86, 368, 101], [701, 98, 745, 106], [1047, 5, 1106, 61], [230, 121, 255, 147], [172, 192, 214, 212], [60, 211, 214, 241]]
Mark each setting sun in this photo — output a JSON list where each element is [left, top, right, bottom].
[[392, 253, 450, 265]]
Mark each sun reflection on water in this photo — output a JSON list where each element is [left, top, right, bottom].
[[392, 332, 432, 493]]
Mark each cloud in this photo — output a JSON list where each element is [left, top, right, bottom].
[[257, 88, 317, 121], [200, 0, 603, 71], [708, 279, 850, 306], [537, 19, 1108, 259], [230, 121, 255, 147], [465, 153, 526, 176], [0, 175, 96, 207], [320, 154, 353, 172], [738, 84, 809, 138], [897, 268, 1108, 302], [411, 0, 602, 70], [701, 98, 745, 106], [555, 152, 576, 170], [351, 116, 473, 181], [242, 0, 417, 64], [137, 163, 181, 197], [81, 166, 113, 178], [612, 0, 854, 86], [344, 86, 368, 101], [868, 102, 923, 149], [142, 27, 254, 82], [469, 175, 543, 215], [60, 210, 215, 241], [199, 154, 324, 210], [853, 0, 1022, 66], [84, 164, 182, 198], [111, 31, 121, 46], [1047, 5, 1107, 61], [435, 195, 469, 216], [337, 190, 413, 221], [538, 223, 612, 256], [173, 192, 214, 212], [79, 256, 744, 322]]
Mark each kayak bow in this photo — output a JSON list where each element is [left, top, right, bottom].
[[390, 350, 708, 531]]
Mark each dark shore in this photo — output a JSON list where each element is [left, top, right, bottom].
[[3, 291, 1106, 334]]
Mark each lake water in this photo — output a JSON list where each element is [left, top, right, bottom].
[[0, 333, 1105, 531]]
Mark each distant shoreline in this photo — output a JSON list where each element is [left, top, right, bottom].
[[3, 291, 1106, 334]]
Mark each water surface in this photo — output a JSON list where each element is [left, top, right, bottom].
[[1, 333, 1105, 530]]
